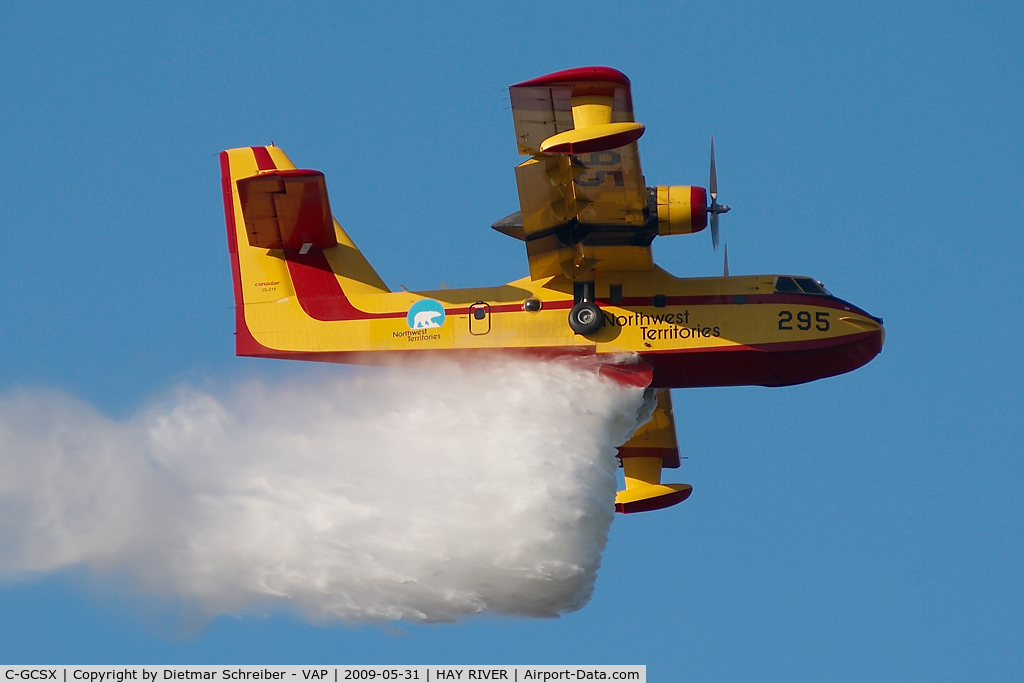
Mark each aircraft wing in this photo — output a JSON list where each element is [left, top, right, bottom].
[[502, 67, 649, 280], [498, 67, 709, 280], [616, 388, 692, 514]]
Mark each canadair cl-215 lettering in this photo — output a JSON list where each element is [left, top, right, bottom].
[[218, 67, 884, 514]]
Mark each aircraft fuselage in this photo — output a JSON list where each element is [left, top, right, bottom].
[[233, 255, 883, 388]]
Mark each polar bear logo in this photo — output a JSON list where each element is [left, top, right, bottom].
[[413, 310, 443, 328], [406, 299, 447, 330]]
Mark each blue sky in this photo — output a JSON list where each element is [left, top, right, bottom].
[[1, 0, 1022, 679]]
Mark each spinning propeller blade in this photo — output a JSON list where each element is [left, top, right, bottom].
[[710, 137, 718, 198], [708, 136, 730, 250]]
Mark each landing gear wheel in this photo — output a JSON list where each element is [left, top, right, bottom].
[[568, 301, 603, 336]]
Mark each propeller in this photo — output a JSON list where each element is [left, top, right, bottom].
[[708, 136, 730, 250]]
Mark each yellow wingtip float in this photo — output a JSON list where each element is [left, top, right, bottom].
[[218, 67, 884, 514]]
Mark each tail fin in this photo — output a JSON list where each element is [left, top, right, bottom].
[[218, 146, 389, 357]]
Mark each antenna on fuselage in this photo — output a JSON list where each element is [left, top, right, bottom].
[[723, 244, 730, 277]]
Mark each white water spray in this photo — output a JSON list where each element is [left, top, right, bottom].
[[0, 359, 645, 623]]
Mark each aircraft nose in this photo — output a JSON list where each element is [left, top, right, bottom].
[[869, 315, 885, 350], [838, 311, 885, 356]]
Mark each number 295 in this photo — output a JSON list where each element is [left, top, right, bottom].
[[779, 310, 829, 331]]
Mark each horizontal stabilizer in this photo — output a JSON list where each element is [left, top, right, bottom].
[[237, 169, 338, 252]]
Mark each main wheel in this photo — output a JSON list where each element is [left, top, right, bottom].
[[568, 301, 603, 336]]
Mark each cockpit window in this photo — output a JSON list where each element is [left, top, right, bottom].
[[794, 277, 829, 295], [776, 276, 831, 295], [775, 276, 802, 293]]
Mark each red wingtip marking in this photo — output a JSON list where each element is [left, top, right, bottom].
[[513, 66, 631, 88], [615, 487, 692, 514]]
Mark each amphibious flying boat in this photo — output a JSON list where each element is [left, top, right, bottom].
[[218, 67, 884, 514]]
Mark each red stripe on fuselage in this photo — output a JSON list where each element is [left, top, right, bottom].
[[285, 250, 402, 321]]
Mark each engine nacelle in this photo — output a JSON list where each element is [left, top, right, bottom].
[[650, 185, 708, 236]]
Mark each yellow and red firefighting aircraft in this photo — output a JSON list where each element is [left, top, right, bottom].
[[218, 67, 884, 514]]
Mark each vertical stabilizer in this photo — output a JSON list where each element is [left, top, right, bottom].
[[219, 146, 390, 356]]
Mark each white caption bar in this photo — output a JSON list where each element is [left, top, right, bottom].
[[1, 667, 644, 683]]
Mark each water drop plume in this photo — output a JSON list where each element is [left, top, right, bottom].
[[0, 358, 646, 623]]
